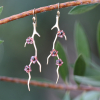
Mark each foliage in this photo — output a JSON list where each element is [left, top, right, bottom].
[[68, 4, 99, 15], [55, 41, 69, 82]]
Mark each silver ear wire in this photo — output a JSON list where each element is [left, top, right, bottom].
[[57, 3, 60, 16], [32, 8, 36, 23]]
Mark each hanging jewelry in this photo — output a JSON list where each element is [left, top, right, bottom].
[[47, 3, 67, 84], [24, 9, 41, 91]]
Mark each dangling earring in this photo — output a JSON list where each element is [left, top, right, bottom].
[[47, 3, 67, 84], [24, 9, 41, 91]]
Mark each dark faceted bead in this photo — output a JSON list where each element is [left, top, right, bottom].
[[50, 49, 58, 57], [56, 59, 63, 66], [24, 65, 32, 73], [57, 30, 65, 38], [26, 37, 33, 44], [30, 56, 37, 64]]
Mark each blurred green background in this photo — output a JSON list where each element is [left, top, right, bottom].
[[0, 0, 100, 100]]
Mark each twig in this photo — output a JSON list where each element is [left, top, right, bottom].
[[0, 0, 100, 25], [0, 76, 100, 91]]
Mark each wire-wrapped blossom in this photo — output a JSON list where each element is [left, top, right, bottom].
[[29, 56, 41, 73], [56, 58, 63, 84], [47, 49, 58, 65], [24, 65, 32, 91], [50, 49, 58, 57], [24, 65, 32, 73], [30, 56, 37, 64], [56, 59, 63, 66], [57, 30, 67, 40]]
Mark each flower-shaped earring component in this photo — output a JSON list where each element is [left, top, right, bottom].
[[47, 49, 58, 64], [56, 58, 63, 84], [24, 65, 32, 91], [24, 9, 41, 91], [29, 56, 41, 72]]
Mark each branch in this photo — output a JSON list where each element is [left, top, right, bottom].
[[0, 0, 99, 25], [0, 76, 100, 91]]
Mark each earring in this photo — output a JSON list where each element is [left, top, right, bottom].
[[47, 3, 67, 84], [24, 9, 41, 91]]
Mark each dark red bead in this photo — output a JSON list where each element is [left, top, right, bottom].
[[57, 30, 65, 38], [56, 59, 63, 66], [50, 49, 58, 56], [24, 65, 32, 73], [26, 37, 33, 44], [30, 56, 37, 64]]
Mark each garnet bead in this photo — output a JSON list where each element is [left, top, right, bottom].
[[24, 65, 32, 73], [57, 30, 65, 38], [30, 56, 37, 64], [56, 59, 63, 66], [26, 37, 33, 44], [50, 49, 58, 56]]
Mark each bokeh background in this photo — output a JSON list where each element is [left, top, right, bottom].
[[0, 0, 100, 100]]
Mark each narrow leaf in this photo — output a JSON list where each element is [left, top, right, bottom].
[[63, 92, 70, 100], [68, 4, 99, 15], [75, 75, 100, 87], [0, 40, 4, 44], [74, 91, 100, 100], [74, 54, 86, 84], [74, 22, 90, 60], [85, 67, 100, 76], [97, 21, 100, 57], [0, 6, 3, 15], [55, 41, 69, 82]]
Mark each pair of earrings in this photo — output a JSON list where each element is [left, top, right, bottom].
[[24, 3, 67, 91]]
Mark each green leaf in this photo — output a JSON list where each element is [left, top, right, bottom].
[[63, 92, 70, 100], [74, 54, 86, 84], [85, 60, 100, 77], [68, 4, 99, 15], [0, 40, 4, 44], [74, 22, 90, 60], [55, 41, 69, 82], [74, 92, 86, 100], [85, 67, 100, 76], [97, 21, 100, 57], [74, 91, 100, 100], [0, 6, 3, 15], [75, 75, 100, 87]]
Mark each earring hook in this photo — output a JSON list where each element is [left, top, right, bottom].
[[32, 8, 36, 23], [33, 8, 35, 16], [57, 3, 60, 16], [32, 8, 37, 26], [58, 3, 59, 11]]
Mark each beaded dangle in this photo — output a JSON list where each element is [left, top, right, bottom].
[[24, 9, 41, 91], [47, 3, 67, 84]]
